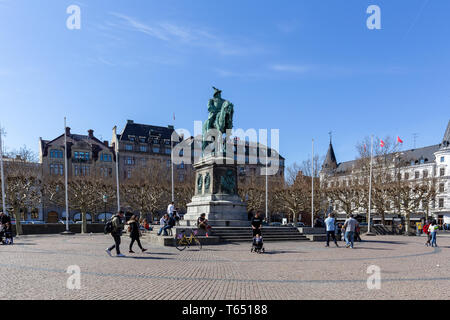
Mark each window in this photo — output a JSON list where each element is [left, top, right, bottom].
[[178, 162, 185, 169], [153, 147, 160, 153], [441, 156, 445, 163], [404, 172, 409, 180], [50, 149, 63, 158], [439, 183, 445, 193], [165, 148, 171, 154], [410, 160, 415, 166], [423, 170, 428, 178], [415, 171, 420, 179], [128, 136, 135, 141], [139, 137, 146, 143], [440, 168, 445, 177], [419, 159, 425, 164], [167, 160, 171, 168], [125, 144, 133, 151], [139, 145, 147, 152], [439, 198, 444, 208], [179, 149, 184, 157], [125, 157, 134, 165], [127, 168, 132, 179], [100, 154, 112, 162], [74, 151, 89, 160], [179, 174, 185, 182]]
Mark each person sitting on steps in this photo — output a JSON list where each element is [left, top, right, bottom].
[[197, 213, 212, 237]]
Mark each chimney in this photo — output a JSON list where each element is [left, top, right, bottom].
[[65, 127, 71, 136], [88, 129, 94, 139], [127, 120, 134, 124], [103, 140, 109, 147]]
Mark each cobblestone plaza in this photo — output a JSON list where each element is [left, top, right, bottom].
[[1, 234, 449, 300]]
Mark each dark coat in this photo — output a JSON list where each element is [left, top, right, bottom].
[[128, 221, 140, 239]]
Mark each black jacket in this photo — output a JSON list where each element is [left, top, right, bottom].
[[128, 221, 140, 239], [1, 214, 11, 225]]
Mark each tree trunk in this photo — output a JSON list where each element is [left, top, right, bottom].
[[14, 207, 23, 236], [381, 212, 385, 225], [404, 212, 410, 235], [81, 211, 88, 234]]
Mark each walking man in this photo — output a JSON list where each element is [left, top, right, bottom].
[[324, 213, 339, 247], [106, 211, 125, 257], [343, 214, 359, 249], [167, 201, 174, 218]]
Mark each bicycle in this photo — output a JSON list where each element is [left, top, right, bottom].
[[175, 229, 202, 251]]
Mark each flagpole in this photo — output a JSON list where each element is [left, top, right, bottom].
[[61, 117, 74, 235], [366, 134, 375, 236], [311, 138, 314, 228], [171, 113, 175, 203], [0, 123, 6, 215], [265, 148, 268, 223], [115, 138, 120, 211]]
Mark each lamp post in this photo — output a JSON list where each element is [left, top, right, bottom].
[[0, 123, 6, 215], [365, 135, 376, 236], [61, 117, 74, 235]]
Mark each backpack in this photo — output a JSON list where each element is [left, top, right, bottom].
[[104, 217, 114, 234]]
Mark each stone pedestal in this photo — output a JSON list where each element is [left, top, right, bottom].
[[181, 155, 249, 227]]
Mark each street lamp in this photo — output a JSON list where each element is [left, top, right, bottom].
[[102, 194, 108, 223]]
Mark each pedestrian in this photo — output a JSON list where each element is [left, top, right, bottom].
[[429, 220, 439, 247], [324, 213, 339, 247], [106, 211, 125, 257], [197, 213, 212, 237], [423, 220, 431, 247], [354, 224, 362, 242], [157, 214, 172, 236], [343, 214, 359, 249], [4, 222, 13, 245], [251, 211, 263, 237], [167, 201, 174, 217], [127, 215, 147, 253], [173, 209, 181, 226]]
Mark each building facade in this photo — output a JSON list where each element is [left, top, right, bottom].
[[320, 120, 450, 227], [39, 128, 116, 222]]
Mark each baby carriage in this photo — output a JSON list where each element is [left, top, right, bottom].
[[251, 235, 265, 253]]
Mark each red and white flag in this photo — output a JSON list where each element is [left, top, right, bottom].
[[173, 112, 175, 121], [397, 136, 403, 144], [380, 140, 385, 147], [364, 144, 367, 152]]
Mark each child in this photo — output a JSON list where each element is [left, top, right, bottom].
[[253, 234, 263, 252], [4, 222, 13, 245]]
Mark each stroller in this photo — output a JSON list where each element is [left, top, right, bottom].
[[251, 234, 265, 253]]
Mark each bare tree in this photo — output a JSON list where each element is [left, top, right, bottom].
[[1, 148, 41, 235]]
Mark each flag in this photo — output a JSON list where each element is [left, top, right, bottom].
[[173, 112, 175, 121], [397, 136, 403, 144], [364, 144, 367, 152], [380, 140, 385, 147]]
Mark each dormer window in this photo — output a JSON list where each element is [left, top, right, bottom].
[[139, 137, 146, 143], [441, 156, 445, 163], [128, 135, 135, 142]]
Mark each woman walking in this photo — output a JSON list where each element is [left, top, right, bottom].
[[429, 220, 439, 247], [127, 215, 147, 253]]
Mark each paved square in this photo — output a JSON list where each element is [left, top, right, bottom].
[[1, 233, 449, 300]]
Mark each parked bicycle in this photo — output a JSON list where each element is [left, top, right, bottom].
[[175, 229, 202, 251]]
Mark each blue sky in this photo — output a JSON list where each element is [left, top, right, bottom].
[[0, 0, 449, 167]]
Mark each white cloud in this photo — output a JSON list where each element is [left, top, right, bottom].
[[107, 12, 254, 56], [269, 64, 312, 73]]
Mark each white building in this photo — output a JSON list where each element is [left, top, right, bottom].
[[320, 120, 450, 227]]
